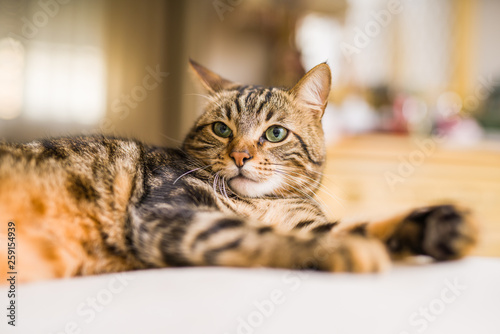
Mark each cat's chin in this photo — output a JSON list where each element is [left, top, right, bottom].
[[228, 175, 278, 198]]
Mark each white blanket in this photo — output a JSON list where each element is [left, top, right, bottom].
[[2, 257, 499, 334]]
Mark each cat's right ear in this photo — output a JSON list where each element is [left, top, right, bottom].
[[189, 59, 234, 94]]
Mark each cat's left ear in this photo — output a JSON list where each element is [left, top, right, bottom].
[[189, 59, 234, 94], [290, 63, 331, 118]]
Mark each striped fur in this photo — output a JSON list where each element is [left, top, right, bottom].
[[0, 61, 478, 282]]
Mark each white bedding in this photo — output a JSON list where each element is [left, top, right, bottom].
[[2, 257, 499, 334]]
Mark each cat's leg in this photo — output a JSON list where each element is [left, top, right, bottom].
[[334, 205, 478, 261], [129, 208, 391, 273]]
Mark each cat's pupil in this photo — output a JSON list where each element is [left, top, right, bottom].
[[273, 128, 280, 137]]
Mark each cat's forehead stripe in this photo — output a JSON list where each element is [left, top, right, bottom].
[[232, 87, 275, 118], [265, 110, 274, 122], [244, 90, 254, 107], [250, 91, 268, 118], [213, 87, 286, 130], [234, 95, 242, 115], [224, 104, 232, 121], [255, 90, 272, 116]]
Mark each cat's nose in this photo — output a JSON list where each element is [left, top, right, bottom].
[[230, 151, 252, 168]]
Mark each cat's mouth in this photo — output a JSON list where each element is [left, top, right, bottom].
[[227, 171, 278, 197], [228, 175, 260, 196], [228, 173, 260, 189], [230, 174, 256, 182]]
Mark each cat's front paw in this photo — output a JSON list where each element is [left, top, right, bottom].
[[404, 205, 478, 260]]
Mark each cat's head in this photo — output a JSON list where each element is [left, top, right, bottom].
[[183, 59, 331, 198]]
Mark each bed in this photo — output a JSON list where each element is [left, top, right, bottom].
[[1, 256, 499, 334]]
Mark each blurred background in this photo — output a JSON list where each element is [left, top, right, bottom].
[[0, 0, 498, 255]]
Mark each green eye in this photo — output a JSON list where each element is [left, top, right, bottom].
[[265, 126, 288, 143], [213, 122, 232, 138]]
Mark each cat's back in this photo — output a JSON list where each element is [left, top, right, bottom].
[[0, 135, 151, 220], [0, 136, 149, 281], [0, 135, 146, 213], [0, 135, 142, 174]]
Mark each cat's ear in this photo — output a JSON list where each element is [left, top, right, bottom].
[[189, 59, 234, 94], [290, 63, 331, 117]]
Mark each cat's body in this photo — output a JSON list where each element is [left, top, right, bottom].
[[0, 61, 478, 282], [0, 136, 333, 280]]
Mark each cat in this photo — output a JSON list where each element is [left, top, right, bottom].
[[0, 60, 478, 282]]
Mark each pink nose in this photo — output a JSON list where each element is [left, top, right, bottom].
[[230, 151, 251, 167]]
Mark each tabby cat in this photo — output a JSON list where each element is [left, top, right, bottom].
[[0, 60, 478, 282]]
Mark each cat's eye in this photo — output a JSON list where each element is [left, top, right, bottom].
[[265, 126, 288, 143], [213, 122, 232, 138]]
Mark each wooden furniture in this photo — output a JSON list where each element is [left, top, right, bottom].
[[319, 134, 500, 257]]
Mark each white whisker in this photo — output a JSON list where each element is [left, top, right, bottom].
[[173, 163, 214, 184], [277, 171, 334, 217], [276, 168, 344, 207], [183, 93, 226, 110], [159, 133, 184, 145], [267, 163, 336, 182], [221, 176, 230, 201], [212, 171, 220, 194]]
